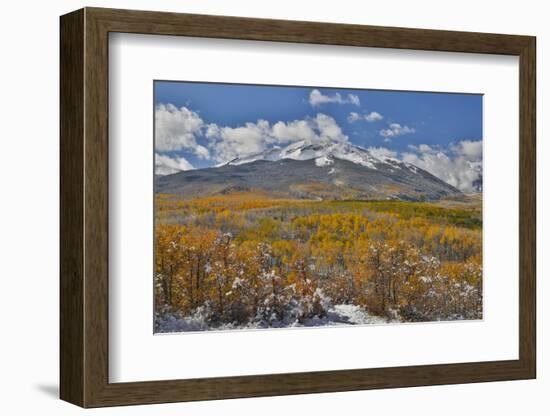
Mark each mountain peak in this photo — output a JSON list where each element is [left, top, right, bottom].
[[221, 139, 408, 172]]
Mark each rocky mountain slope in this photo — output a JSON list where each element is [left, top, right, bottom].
[[156, 140, 461, 201]]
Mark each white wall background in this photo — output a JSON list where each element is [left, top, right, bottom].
[[0, 0, 545, 414]]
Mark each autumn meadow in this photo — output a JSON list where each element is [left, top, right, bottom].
[[154, 192, 482, 332]]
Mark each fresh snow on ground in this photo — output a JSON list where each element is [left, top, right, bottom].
[[155, 304, 392, 333], [324, 304, 389, 325]]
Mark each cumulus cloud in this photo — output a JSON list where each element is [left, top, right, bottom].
[[365, 111, 384, 122], [347, 112, 361, 123], [205, 123, 220, 140], [348, 111, 384, 123], [155, 103, 350, 164], [401, 140, 482, 192], [155, 104, 210, 159], [206, 120, 271, 163], [309, 89, 360, 107], [155, 153, 194, 176], [452, 140, 482, 160], [348, 94, 361, 106], [271, 119, 318, 144], [367, 146, 397, 160], [205, 113, 348, 162], [314, 113, 348, 143], [194, 145, 210, 159], [154, 99, 357, 165], [380, 123, 415, 138], [408, 143, 437, 153], [271, 114, 347, 144]]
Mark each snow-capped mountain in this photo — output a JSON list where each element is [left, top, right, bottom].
[[221, 139, 413, 172], [156, 139, 461, 201]]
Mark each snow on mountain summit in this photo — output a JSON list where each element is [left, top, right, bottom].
[[221, 139, 411, 172], [158, 137, 463, 200]]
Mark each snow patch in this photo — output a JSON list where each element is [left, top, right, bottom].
[[220, 139, 411, 171], [156, 304, 392, 333], [315, 155, 334, 167]]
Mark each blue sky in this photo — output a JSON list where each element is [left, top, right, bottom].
[[154, 81, 483, 191]]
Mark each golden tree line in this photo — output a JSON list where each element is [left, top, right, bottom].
[[155, 208, 482, 327]]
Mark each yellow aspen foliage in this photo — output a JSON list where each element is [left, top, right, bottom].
[[155, 193, 483, 326]]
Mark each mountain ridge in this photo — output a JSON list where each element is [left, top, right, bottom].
[[156, 140, 461, 201], [219, 139, 413, 172]]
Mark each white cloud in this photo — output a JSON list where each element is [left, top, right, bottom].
[[205, 123, 220, 140], [348, 94, 360, 106], [155, 153, 194, 176], [452, 139, 482, 160], [380, 123, 415, 138], [309, 89, 360, 107], [314, 113, 348, 143], [365, 111, 384, 122], [206, 113, 348, 162], [408, 143, 436, 153], [347, 112, 361, 123], [155, 101, 352, 164], [418, 144, 435, 153], [207, 120, 271, 163], [402, 140, 482, 192], [348, 111, 384, 123], [368, 146, 397, 160], [194, 145, 210, 159], [155, 104, 210, 159], [272, 119, 317, 143]]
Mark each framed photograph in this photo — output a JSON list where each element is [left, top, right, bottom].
[[60, 7, 536, 407]]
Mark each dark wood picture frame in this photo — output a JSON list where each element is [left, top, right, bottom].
[[60, 7, 536, 408]]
